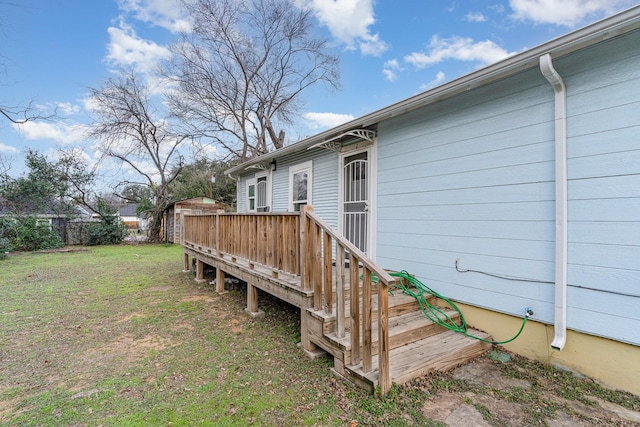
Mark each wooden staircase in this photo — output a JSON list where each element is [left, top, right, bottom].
[[182, 207, 492, 394], [304, 284, 492, 393]]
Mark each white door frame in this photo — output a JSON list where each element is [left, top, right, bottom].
[[338, 143, 377, 259]]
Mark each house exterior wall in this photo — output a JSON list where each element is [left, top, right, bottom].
[[237, 149, 341, 228], [375, 28, 640, 346], [560, 30, 640, 346]]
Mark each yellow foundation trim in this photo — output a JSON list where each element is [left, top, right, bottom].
[[454, 303, 640, 397]]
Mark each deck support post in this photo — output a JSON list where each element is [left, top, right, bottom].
[[182, 253, 190, 273], [245, 282, 265, 319], [195, 259, 206, 283], [215, 267, 226, 294], [300, 307, 318, 354]]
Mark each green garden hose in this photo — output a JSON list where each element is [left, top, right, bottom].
[[373, 270, 530, 345]]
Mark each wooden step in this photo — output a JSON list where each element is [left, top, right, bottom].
[[309, 287, 437, 326], [344, 328, 492, 390], [324, 308, 461, 357]]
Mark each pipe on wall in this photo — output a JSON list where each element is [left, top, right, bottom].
[[539, 53, 568, 351]]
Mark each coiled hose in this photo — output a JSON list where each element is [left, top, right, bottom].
[[374, 270, 529, 345]]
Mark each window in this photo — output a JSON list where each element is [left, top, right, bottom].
[[247, 173, 270, 212], [247, 180, 256, 211], [289, 161, 312, 212]]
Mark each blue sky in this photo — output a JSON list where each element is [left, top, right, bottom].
[[1, 0, 637, 179]]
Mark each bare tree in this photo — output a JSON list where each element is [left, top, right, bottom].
[[164, 0, 340, 161], [88, 72, 188, 242], [0, 152, 13, 178]]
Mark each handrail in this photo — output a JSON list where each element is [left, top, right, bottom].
[[301, 206, 394, 394]]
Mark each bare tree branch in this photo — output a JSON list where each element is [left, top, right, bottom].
[[164, 0, 340, 161], [0, 101, 58, 124]]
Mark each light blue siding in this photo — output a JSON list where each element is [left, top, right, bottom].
[[231, 28, 640, 346], [237, 148, 340, 228], [560, 28, 640, 344], [375, 28, 640, 345], [237, 174, 249, 212], [311, 150, 340, 228]]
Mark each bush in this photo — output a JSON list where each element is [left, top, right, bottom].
[[0, 237, 10, 259], [87, 216, 129, 246], [0, 215, 63, 253], [13, 216, 64, 251]]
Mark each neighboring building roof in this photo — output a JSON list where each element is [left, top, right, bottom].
[[174, 197, 217, 205], [226, 5, 640, 177], [118, 204, 139, 217], [0, 200, 89, 218]]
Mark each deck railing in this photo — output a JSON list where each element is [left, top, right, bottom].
[[301, 206, 396, 393], [182, 206, 396, 394], [183, 212, 301, 276]]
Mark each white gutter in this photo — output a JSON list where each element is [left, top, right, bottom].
[[540, 53, 568, 351]]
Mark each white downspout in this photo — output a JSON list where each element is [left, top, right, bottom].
[[540, 53, 568, 351]]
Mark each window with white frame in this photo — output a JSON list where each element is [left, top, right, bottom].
[[247, 178, 256, 211], [289, 161, 312, 212], [247, 173, 270, 212]]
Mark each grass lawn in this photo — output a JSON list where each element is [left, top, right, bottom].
[[1, 244, 639, 426]]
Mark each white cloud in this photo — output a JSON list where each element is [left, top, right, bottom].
[[12, 120, 87, 145], [0, 143, 19, 153], [106, 21, 172, 74], [302, 112, 355, 129], [382, 59, 402, 82], [302, 0, 389, 56], [405, 35, 515, 69], [465, 12, 487, 22], [420, 71, 446, 90], [117, 0, 191, 33], [358, 33, 389, 57], [509, 0, 635, 26], [54, 102, 81, 116]]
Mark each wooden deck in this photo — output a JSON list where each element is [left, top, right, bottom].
[[181, 207, 491, 394]]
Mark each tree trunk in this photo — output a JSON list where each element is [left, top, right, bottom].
[[147, 211, 163, 243]]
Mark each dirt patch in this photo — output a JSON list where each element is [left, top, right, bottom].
[[180, 295, 215, 303], [446, 403, 492, 427], [115, 312, 146, 323], [471, 393, 528, 426], [548, 410, 597, 427], [145, 285, 175, 293], [453, 358, 531, 391], [83, 334, 176, 366], [228, 317, 244, 335], [33, 247, 90, 254], [421, 391, 466, 421]]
